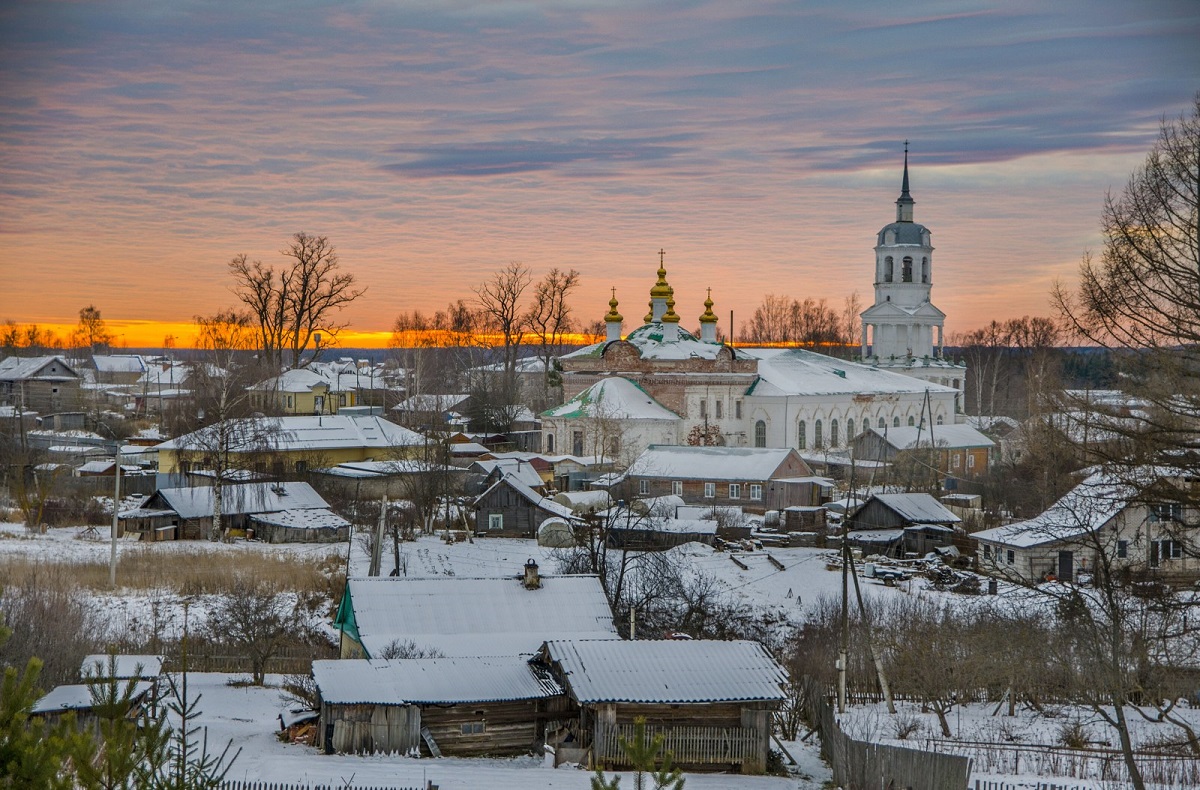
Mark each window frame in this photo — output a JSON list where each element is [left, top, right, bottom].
[[703, 482, 716, 498], [639, 479, 649, 495], [749, 484, 763, 501], [672, 480, 683, 496], [488, 513, 503, 531], [729, 483, 741, 499]]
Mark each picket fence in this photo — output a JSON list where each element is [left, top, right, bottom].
[[974, 781, 1090, 790], [220, 781, 435, 790]]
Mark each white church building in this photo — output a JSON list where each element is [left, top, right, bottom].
[[545, 152, 966, 463]]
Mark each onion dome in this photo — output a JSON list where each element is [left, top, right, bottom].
[[662, 295, 680, 324], [698, 288, 718, 324], [605, 289, 623, 323]]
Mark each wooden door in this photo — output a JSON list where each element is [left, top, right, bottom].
[[1057, 550, 1074, 583]]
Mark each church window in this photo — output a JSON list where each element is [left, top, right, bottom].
[[902, 256, 913, 282], [884, 256, 894, 282], [754, 420, 766, 448], [735, 400, 743, 419], [572, 431, 583, 456], [715, 400, 723, 419], [922, 257, 929, 283], [797, 420, 806, 450], [546, 433, 555, 453], [893, 416, 900, 428], [814, 420, 823, 449], [846, 419, 855, 442], [878, 417, 886, 430], [830, 419, 839, 447], [699, 400, 707, 419], [907, 416, 915, 427], [936, 415, 944, 425]]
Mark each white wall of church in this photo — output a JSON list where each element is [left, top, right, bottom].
[[742, 390, 955, 452]]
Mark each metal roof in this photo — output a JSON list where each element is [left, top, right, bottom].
[[542, 639, 787, 704], [153, 482, 329, 520], [312, 657, 563, 706], [626, 445, 804, 482], [249, 507, 351, 530], [869, 493, 961, 524], [31, 682, 154, 715], [157, 415, 425, 454], [0, 355, 78, 382], [344, 574, 618, 658]]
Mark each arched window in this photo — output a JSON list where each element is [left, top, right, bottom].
[[797, 420, 806, 450], [814, 419, 823, 449], [902, 256, 913, 282], [884, 256, 894, 282], [907, 415, 915, 426], [921, 257, 929, 283], [846, 418, 855, 442], [546, 433, 555, 453], [830, 419, 839, 447], [936, 414, 944, 425], [893, 416, 900, 428], [754, 420, 766, 448], [878, 417, 886, 430]]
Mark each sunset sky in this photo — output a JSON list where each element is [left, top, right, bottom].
[[1, 1, 1197, 348]]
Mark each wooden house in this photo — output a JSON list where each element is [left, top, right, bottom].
[[852, 424, 994, 480], [312, 656, 569, 756], [0, 355, 82, 413], [845, 493, 961, 559], [472, 473, 578, 538], [535, 639, 787, 774], [334, 564, 619, 659]]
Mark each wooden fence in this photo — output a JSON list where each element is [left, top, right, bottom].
[[594, 723, 761, 768], [927, 738, 1200, 787], [163, 644, 331, 676], [974, 781, 1089, 790], [801, 676, 973, 790], [220, 781, 435, 790]]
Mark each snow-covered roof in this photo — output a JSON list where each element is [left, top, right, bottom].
[[80, 654, 163, 680], [972, 470, 1137, 549], [748, 348, 957, 397], [873, 424, 994, 451], [394, 393, 470, 412], [31, 682, 154, 715], [542, 377, 679, 421], [312, 657, 562, 706], [609, 516, 718, 536], [450, 442, 490, 455], [562, 323, 726, 362], [157, 415, 425, 453], [866, 493, 961, 524], [964, 415, 1021, 434], [342, 574, 618, 658], [249, 507, 351, 530], [92, 355, 146, 374], [251, 368, 332, 393], [0, 355, 78, 381], [136, 362, 191, 387], [626, 445, 803, 481], [76, 460, 141, 475], [317, 459, 455, 478], [471, 459, 545, 490], [553, 490, 613, 512], [476, 476, 577, 521], [147, 482, 330, 520], [541, 639, 786, 704]]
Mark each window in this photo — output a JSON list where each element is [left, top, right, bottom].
[[339, 394, 347, 407], [907, 416, 915, 427], [699, 400, 707, 419], [715, 400, 723, 419], [735, 400, 743, 419], [846, 419, 854, 442], [1006, 549, 1015, 565], [921, 257, 929, 283], [902, 256, 913, 282], [814, 419, 823, 448], [729, 483, 741, 499], [1162, 539, 1183, 560], [704, 483, 716, 498], [879, 417, 886, 430], [1116, 540, 1128, 559], [672, 481, 683, 496], [952, 454, 961, 469], [893, 416, 900, 428], [572, 431, 583, 456], [830, 419, 839, 447], [797, 420, 806, 450], [967, 454, 976, 469], [884, 256, 894, 282], [754, 420, 766, 448], [749, 484, 763, 501], [982, 544, 991, 560], [546, 433, 555, 453], [936, 414, 944, 425], [287, 395, 294, 409], [639, 479, 650, 495], [1150, 503, 1183, 522], [488, 514, 503, 531], [460, 722, 485, 735], [295, 460, 308, 474]]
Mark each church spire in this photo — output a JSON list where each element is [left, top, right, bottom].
[[896, 141, 915, 223]]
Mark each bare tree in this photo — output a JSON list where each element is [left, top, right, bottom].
[[205, 580, 305, 685], [475, 261, 532, 382], [228, 233, 365, 369], [71, 304, 114, 355], [525, 267, 581, 405]]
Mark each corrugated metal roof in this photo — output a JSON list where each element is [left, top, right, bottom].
[[880, 424, 995, 451], [156, 482, 329, 520], [543, 639, 786, 704], [157, 415, 425, 454], [80, 654, 163, 679], [626, 445, 803, 482], [312, 657, 563, 706], [345, 574, 619, 658], [250, 507, 350, 529], [31, 682, 154, 715], [871, 493, 961, 524], [0, 355, 78, 381]]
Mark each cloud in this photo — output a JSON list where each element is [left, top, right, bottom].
[[380, 137, 694, 178]]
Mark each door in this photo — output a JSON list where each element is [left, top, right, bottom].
[[1057, 551, 1074, 583]]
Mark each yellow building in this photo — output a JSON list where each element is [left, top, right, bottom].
[[248, 368, 356, 415]]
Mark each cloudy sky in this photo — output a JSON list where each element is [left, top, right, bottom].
[[1, 0, 1197, 346]]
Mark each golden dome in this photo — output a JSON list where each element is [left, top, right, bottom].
[[644, 299, 654, 324], [699, 287, 718, 324], [649, 263, 672, 299], [605, 288, 623, 323], [662, 295, 681, 324]]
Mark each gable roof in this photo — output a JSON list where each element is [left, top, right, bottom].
[[541, 377, 679, 421], [476, 475, 577, 521], [31, 682, 155, 715], [748, 348, 956, 397], [626, 445, 807, 481], [470, 459, 545, 489], [0, 355, 79, 382], [972, 470, 1137, 548], [250, 368, 332, 393], [339, 574, 618, 658], [92, 355, 146, 374], [394, 393, 470, 412], [157, 414, 425, 454], [135, 481, 329, 520], [864, 493, 961, 525], [871, 424, 995, 451], [312, 657, 562, 706], [541, 639, 786, 704]]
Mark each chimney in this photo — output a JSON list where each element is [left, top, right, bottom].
[[523, 559, 541, 590]]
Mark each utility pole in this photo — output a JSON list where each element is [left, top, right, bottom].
[[370, 494, 386, 576], [110, 443, 121, 588]]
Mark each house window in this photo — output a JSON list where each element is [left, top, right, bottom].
[[1150, 503, 1183, 522], [287, 395, 294, 409], [967, 454, 976, 469], [754, 420, 766, 448], [546, 433, 555, 453], [715, 400, 723, 419], [729, 483, 741, 499], [936, 415, 944, 425], [884, 256, 894, 282], [639, 479, 649, 495], [982, 544, 991, 560], [830, 419, 839, 447], [735, 400, 743, 419], [572, 431, 583, 456], [704, 483, 715, 498], [814, 420, 823, 449], [339, 394, 347, 407], [1162, 540, 1183, 560], [797, 420, 806, 450], [952, 454, 961, 469], [1006, 549, 1015, 565], [1116, 540, 1128, 559], [460, 722, 485, 735], [699, 400, 707, 419], [749, 484, 763, 501], [295, 460, 308, 474], [672, 481, 683, 496], [922, 257, 929, 283], [488, 514, 503, 531]]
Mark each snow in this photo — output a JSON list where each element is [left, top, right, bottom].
[[625, 445, 800, 481], [312, 656, 562, 705], [749, 347, 958, 397], [542, 377, 679, 420]]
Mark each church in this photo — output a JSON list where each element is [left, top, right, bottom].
[[542, 153, 966, 465]]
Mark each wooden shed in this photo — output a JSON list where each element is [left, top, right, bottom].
[[536, 639, 787, 775], [473, 474, 578, 538], [312, 657, 569, 757]]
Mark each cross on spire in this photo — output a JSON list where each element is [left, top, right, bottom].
[[658, 248, 666, 266]]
